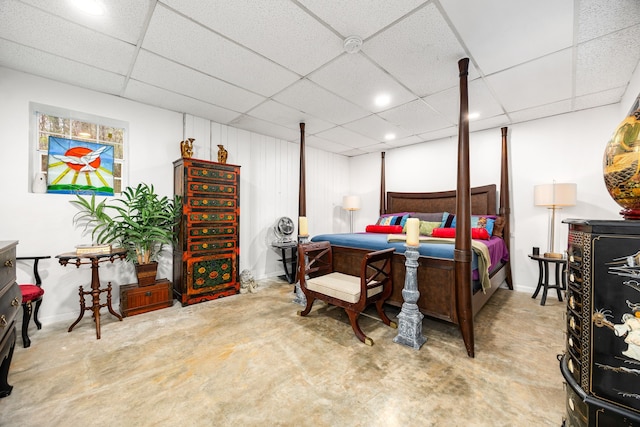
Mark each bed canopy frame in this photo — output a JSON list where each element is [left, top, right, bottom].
[[297, 58, 513, 357]]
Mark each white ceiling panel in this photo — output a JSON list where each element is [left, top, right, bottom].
[[379, 100, 453, 135], [131, 50, 265, 113], [125, 80, 242, 124], [1, 0, 637, 156], [309, 53, 417, 112], [19, 0, 152, 44], [299, 0, 428, 39], [273, 79, 370, 125], [0, 39, 125, 95], [142, 4, 299, 97], [246, 100, 335, 134], [439, 0, 573, 75], [0, 0, 135, 75], [228, 115, 300, 142], [342, 114, 412, 142], [577, 0, 640, 43], [162, 0, 342, 76], [575, 24, 640, 96], [363, 3, 469, 97], [486, 50, 573, 112], [315, 126, 379, 149]]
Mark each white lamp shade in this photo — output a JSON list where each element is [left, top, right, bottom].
[[534, 183, 577, 207], [342, 195, 361, 211]]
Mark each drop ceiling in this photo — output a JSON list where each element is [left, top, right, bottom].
[[1, 0, 639, 156]]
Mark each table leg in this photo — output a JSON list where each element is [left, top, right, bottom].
[[68, 285, 88, 333], [541, 261, 550, 306], [532, 260, 544, 299], [106, 282, 123, 321], [555, 263, 564, 302]]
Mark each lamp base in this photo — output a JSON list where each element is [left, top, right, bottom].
[[544, 252, 564, 259]]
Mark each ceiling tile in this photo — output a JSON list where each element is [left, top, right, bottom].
[[0, 0, 135, 75], [385, 135, 423, 148], [0, 39, 125, 94], [508, 100, 573, 124], [306, 135, 354, 154], [342, 114, 412, 142], [19, 0, 152, 44], [417, 127, 457, 142], [363, 3, 471, 97], [246, 100, 335, 134], [577, 0, 640, 43], [228, 115, 300, 142], [131, 50, 265, 113], [424, 78, 504, 124], [162, 0, 342, 76], [142, 4, 299, 97], [440, 0, 573, 75], [469, 114, 509, 133], [299, 0, 428, 39], [378, 99, 453, 134], [486, 49, 573, 112], [273, 79, 370, 125], [124, 80, 242, 123], [315, 126, 379, 149], [309, 53, 417, 112], [574, 87, 626, 111], [575, 24, 640, 96]]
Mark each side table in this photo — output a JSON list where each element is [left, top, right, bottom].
[[56, 248, 127, 339], [529, 253, 567, 306], [271, 240, 298, 284]]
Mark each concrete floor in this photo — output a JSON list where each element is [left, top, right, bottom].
[[2, 278, 566, 426]]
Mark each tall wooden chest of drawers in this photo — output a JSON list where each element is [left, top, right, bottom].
[[173, 158, 240, 306], [561, 219, 640, 426], [0, 241, 21, 398]]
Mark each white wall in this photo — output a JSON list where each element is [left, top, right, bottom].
[[0, 67, 349, 325], [349, 105, 624, 295]]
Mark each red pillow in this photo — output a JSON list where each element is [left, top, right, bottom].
[[365, 225, 403, 234], [431, 227, 490, 240]]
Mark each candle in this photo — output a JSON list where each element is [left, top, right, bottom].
[[406, 218, 419, 246], [299, 216, 308, 236]]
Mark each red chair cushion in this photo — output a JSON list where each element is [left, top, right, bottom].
[[19, 284, 44, 303]]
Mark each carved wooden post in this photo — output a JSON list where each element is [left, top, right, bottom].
[[294, 122, 308, 306]]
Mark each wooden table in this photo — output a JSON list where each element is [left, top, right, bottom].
[[56, 248, 127, 339], [528, 253, 567, 306]]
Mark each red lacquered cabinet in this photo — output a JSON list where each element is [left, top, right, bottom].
[[173, 158, 240, 306]]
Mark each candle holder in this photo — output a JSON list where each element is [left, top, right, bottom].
[[393, 244, 427, 350], [293, 234, 309, 306]]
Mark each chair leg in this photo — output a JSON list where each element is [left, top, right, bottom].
[[33, 298, 43, 330], [345, 309, 372, 346], [21, 302, 33, 348], [297, 295, 315, 317], [376, 300, 397, 329]]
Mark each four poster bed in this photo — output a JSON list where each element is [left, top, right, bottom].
[[298, 58, 513, 357]]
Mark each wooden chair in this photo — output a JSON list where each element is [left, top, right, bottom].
[[16, 256, 50, 348], [297, 241, 396, 346]]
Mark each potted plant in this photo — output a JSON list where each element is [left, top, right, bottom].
[[71, 183, 182, 286]]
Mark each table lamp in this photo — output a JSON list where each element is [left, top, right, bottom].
[[342, 195, 361, 233], [534, 182, 577, 259]]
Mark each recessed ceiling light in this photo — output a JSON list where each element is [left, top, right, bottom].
[[468, 112, 480, 121], [70, 0, 105, 15], [384, 133, 396, 141], [374, 94, 391, 108]]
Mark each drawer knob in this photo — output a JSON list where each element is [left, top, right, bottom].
[[568, 358, 574, 373], [145, 291, 152, 297], [11, 297, 20, 307], [569, 296, 575, 309], [569, 273, 574, 282], [0, 315, 7, 328], [4, 259, 13, 268]]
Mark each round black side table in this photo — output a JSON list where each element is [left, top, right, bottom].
[[529, 254, 567, 306]]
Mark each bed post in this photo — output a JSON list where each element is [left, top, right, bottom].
[[500, 127, 514, 289], [380, 152, 386, 215], [455, 58, 474, 358], [299, 122, 306, 217]]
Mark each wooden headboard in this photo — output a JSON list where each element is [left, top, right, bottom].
[[386, 184, 497, 216]]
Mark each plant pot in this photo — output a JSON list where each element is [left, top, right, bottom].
[[135, 262, 158, 287]]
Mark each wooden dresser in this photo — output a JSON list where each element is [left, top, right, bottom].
[[0, 241, 21, 398], [561, 220, 640, 426], [173, 158, 240, 306]]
